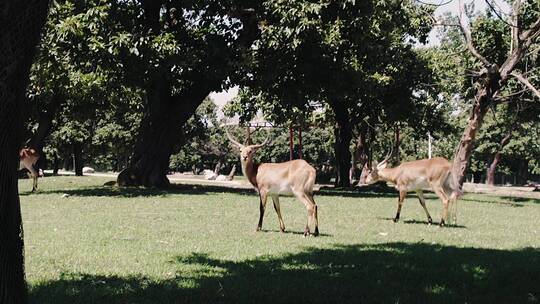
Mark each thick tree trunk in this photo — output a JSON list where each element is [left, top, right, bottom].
[[452, 69, 500, 190], [0, 1, 49, 303], [117, 74, 204, 188], [486, 132, 512, 186], [73, 142, 83, 176], [332, 103, 352, 188]]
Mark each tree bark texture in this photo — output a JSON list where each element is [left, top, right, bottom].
[[486, 131, 512, 186], [350, 127, 368, 184], [332, 103, 352, 188], [117, 74, 207, 187], [0, 1, 49, 303], [452, 68, 500, 190]]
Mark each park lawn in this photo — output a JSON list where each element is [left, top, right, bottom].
[[20, 176, 540, 304]]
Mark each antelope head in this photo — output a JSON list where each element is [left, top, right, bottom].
[[225, 128, 270, 163], [365, 146, 393, 184]]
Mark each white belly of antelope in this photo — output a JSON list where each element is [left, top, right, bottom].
[[402, 177, 430, 191], [267, 182, 294, 196]]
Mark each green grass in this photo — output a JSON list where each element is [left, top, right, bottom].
[[20, 176, 540, 303]]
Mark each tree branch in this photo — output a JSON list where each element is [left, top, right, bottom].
[[519, 15, 540, 43], [510, 0, 521, 53], [458, 0, 492, 67], [511, 72, 540, 100]]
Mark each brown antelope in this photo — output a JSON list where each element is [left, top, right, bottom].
[[19, 148, 41, 192], [365, 153, 460, 226], [226, 129, 319, 236]]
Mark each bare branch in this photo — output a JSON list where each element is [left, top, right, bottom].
[[414, 0, 454, 7], [458, 0, 492, 67], [511, 72, 540, 100], [499, 11, 539, 79], [493, 88, 528, 103], [510, 0, 521, 53], [519, 15, 540, 43]]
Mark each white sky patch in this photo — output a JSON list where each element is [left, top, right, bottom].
[[424, 0, 510, 46]]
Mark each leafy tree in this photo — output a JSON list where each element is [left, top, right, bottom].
[[109, 0, 263, 188]]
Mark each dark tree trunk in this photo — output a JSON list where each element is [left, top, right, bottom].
[[117, 73, 205, 187], [73, 142, 83, 176], [25, 94, 61, 172], [517, 159, 529, 185], [28, 94, 61, 151], [0, 1, 49, 303], [63, 156, 71, 171], [53, 154, 60, 175], [350, 126, 368, 184], [332, 102, 352, 188], [486, 131, 512, 186], [394, 124, 400, 165]]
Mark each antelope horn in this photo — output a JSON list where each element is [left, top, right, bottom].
[[225, 128, 244, 148], [251, 128, 271, 149], [378, 143, 394, 168]]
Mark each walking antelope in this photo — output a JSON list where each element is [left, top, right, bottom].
[[19, 148, 41, 192], [365, 152, 460, 226], [226, 129, 319, 236]]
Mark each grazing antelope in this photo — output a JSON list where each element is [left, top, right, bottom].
[[226, 129, 319, 236], [19, 148, 41, 192], [365, 153, 460, 226]]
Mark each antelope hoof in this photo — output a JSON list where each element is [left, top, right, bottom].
[[428, 218, 433, 225], [439, 220, 446, 227], [303, 228, 311, 237], [256, 226, 262, 232], [393, 218, 399, 223], [280, 227, 285, 233], [313, 227, 319, 237]]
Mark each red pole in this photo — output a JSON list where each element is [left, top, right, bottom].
[[289, 127, 294, 160], [298, 126, 303, 159]]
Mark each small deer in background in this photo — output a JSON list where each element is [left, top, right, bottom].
[[19, 148, 41, 192], [226, 128, 319, 236], [366, 150, 460, 227]]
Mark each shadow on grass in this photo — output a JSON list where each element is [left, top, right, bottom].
[[20, 182, 400, 199], [460, 196, 529, 207], [500, 196, 540, 204], [260, 229, 334, 237], [375, 217, 467, 229], [30, 243, 540, 304], [20, 183, 256, 198]]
